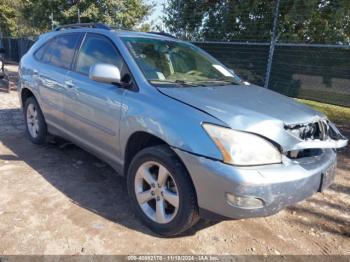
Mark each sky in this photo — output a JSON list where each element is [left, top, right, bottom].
[[145, 0, 166, 30]]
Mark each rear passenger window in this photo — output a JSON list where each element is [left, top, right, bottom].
[[35, 34, 80, 69], [76, 34, 124, 75]]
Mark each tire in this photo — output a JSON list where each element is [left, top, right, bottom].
[[24, 96, 47, 144], [127, 145, 199, 236]]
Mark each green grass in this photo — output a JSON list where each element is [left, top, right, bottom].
[[297, 99, 350, 123]]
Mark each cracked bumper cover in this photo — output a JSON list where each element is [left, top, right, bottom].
[[174, 148, 337, 220]]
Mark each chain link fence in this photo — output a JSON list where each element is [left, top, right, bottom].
[[0, 0, 349, 107], [0, 38, 36, 63], [2, 37, 349, 107], [166, 0, 350, 108], [196, 42, 350, 107]]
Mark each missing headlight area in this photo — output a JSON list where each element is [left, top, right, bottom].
[[284, 120, 347, 158], [285, 120, 345, 141], [285, 120, 329, 141]]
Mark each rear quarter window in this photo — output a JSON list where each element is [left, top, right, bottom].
[[34, 33, 81, 70], [34, 42, 48, 61]]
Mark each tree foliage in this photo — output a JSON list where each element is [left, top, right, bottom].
[[163, 0, 350, 44], [278, 0, 350, 44], [0, 0, 19, 37], [0, 0, 152, 36]]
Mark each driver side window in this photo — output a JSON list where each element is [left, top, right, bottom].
[[76, 34, 124, 76]]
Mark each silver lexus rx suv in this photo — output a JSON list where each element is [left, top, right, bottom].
[[18, 23, 348, 236]]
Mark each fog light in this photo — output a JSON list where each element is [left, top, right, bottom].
[[226, 193, 265, 209]]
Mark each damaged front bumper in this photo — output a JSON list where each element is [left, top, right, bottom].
[[174, 148, 337, 220]]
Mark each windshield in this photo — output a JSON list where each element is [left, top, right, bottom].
[[122, 37, 242, 87]]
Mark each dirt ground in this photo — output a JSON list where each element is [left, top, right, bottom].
[[0, 65, 349, 255]]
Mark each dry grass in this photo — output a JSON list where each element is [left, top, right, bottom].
[[298, 99, 350, 123]]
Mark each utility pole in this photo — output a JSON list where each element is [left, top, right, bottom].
[[264, 0, 281, 89], [50, 12, 54, 30], [78, 8, 81, 23]]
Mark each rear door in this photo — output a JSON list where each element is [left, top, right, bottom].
[[63, 33, 127, 165], [33, 33, 82, 127]]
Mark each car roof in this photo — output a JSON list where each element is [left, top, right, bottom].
[[37, 29, 182, 48], [113, 30, 173, 39], [41, 24, 179, 42], [35, 23, 181, 46]]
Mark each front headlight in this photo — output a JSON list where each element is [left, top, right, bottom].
[[203, 123, 282, 166]]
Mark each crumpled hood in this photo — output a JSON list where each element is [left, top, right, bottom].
[[159, 84, 330, 151], [159, 84, 324, 126]]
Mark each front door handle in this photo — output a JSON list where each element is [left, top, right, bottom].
[[65, 80, 75, 88]]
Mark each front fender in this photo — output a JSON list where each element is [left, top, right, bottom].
[[120, 89, 225, 161]]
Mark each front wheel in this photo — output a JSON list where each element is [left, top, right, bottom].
[[127, 145, 199, 236]]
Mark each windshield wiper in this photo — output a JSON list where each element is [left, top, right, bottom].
[[195, 79, 240, 85], [149, 79, 202, 87]]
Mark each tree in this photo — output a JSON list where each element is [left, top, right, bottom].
[[163, 0, 350, 44], [61, 0, 152, 28], [1, 0, 152, 36], [278, 0, 350, 44], [0, 0, 18, 36], [162, 0, 207, 40], [163, 0, 275, 41]]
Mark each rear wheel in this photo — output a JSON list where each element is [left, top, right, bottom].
[[24, 97, 47, 144], [127, 145, 199, 236]]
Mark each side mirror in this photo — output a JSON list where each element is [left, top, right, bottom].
[[89, 63, 121, 84]]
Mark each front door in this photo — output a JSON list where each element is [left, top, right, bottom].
[[63, 33, 127, 165]]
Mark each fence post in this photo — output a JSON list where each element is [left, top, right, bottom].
[[7, 38, 12, 62], [264, 0, 281, 88]]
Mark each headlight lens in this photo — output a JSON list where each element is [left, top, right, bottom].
[[203, 123, 282, 166]]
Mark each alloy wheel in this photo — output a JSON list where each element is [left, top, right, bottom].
[[134, 161, 179, 224]]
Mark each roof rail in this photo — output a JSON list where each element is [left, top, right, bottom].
[[147, 31, 176, 39], [106, 25, 134, 31], [54, 23, 111, 31]]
